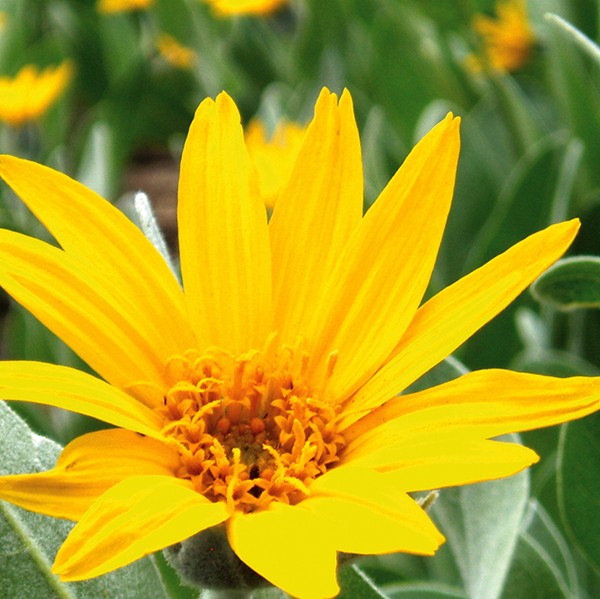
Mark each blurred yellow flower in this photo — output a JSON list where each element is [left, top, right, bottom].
[[0, 89, 599, 599], [246, 118, 306, 208], [469, 0, 534, 72], [97, 0, 154, 13], [0, 62, 73, 127], [204, 0, 287, 16], [157, 34, 197, 69]]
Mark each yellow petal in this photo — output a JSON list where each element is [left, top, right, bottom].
[[0, 361, 163, 437], [0, 155, 194, 367], [53, 475, 228, 581], [306, 466, 444, 555], [269, 89, 362, 345], [345, 369, 600, 456], [343, 439, 538, 491], [0, 230, 174, 403], [344, 219, 580, 423], [0, 63, 72, 126], [178, 92, 271, 354], [245, 118, 306, 209], [207, 0, 286, 15], [0, 429, 179, 520], [227, 502, 339, 599], [307, 114, 460, 400], [98, 0, 153, 13]]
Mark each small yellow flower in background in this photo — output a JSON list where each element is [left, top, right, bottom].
[[204, 0, 287, 17], [0, 88, 599, 599], [157, 34, 197, 70], [97, 0, 153, 14], [468, 0, 535, 72], [246, 118, 306, 209], [0, 62, 73, 128]]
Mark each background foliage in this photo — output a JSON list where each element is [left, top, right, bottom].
[[1, 0, 600, 597]]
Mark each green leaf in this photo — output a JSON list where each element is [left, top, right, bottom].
[[516, 501, 580, 597], [202, 589, 284, 599], [545, 13, 600, 66], [545, 7, 600, 192], [153, 552, 199, 599], [337, 564, 390, 598], [430, 458, 530, 599], [557, 411, 600, 573], [530, 256, 600, 310], [250, 587, 288, 599], [499, 533, 571, 599], [512, 347, 600, 377], [514, 308, 550, 351], [488, 75, 543, 154], [76, 121, 117, 201], [383, 581, 465, 599], [362, 105, 406, 208], [548, 138, 584, 224], [465, 131, 571, 273], [0, 401, 170, 598]]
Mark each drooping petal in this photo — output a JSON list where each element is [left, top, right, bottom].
[[269, 89, 362, 345], [0, 230, 176, 403], [228, 502, 339, 599], [0, 155, 194, 362], [344, 219, 580, 423], [344, 370, 600, 457], [0, 361, 163, 437], [343, 438, 538, 491], [306, 466, 444, 555], [52, 475, 228, 581], [178, 92, 271, 354], [0, 429, 179, 520], [306, 114, 460, 400]]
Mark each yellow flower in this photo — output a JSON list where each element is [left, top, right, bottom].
[[0, 89, 598, 599], [0, 62, 72, 127], [97, 0, 153, 14], [157, 34, 197, 69], [469, 0, 534, 72], [246, 118, 306, 209], [204, 0, 287, 16]]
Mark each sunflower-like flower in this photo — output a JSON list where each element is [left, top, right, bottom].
[[157, 34, 197, 69], [203, 0, 287, 17], [469, 0, 535, 72], [246, 118, 307, 209], [0, 89, 598, 599], [0, 62, 72, 127]]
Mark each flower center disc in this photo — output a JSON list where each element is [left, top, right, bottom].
[[155, 345, 345, 513]]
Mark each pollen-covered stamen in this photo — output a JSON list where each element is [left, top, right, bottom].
[[155, 344, 346, 513]]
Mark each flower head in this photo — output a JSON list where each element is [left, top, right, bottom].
[[0, 62, 72, 127], [245, 118, 307, 209], [157, 34, 197, 69], [97, 0, 154, 14], [0, 89, 599, 599], [468, 0, 534, 72], [203, 0, 287, 17]]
